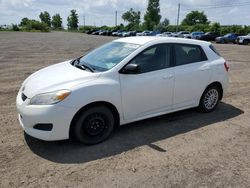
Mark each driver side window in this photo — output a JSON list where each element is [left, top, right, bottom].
[[129, 44, 171, 73]]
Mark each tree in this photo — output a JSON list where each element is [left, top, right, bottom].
[[20, 17, 29, 26], [67, 9, 79, 30], [161, 18, 169, 27], [182, 11, 209, 26], [210, 22, 220, 33], [153, 18, 170, 32], [51, 14, 62, 29], [39, 11, 51, 27], [143, 0, 161, 30], [122, 8, 141, 30]]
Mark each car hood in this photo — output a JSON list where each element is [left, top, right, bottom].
[[240, 35, 250, 39], [22, 60, 101, 98], [216, 36, 224, 40]]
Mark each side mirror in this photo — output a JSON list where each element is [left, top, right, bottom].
[[120, 64, 140, 74]]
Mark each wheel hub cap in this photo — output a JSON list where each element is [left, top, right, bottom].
[[85, 114, 106, 136], [204, 89, 219, 110]]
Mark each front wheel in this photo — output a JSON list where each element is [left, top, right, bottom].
[[74, 105, 115, 144], [243, 40, 249, 45], [199, 86, 221, 113]]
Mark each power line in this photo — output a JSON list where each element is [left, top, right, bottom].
[[182, 2, 250, 10]]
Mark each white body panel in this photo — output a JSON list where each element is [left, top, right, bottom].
[[16, 37, 229, 141]]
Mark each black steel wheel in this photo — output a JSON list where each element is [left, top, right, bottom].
[[74, 105, 115, 144]]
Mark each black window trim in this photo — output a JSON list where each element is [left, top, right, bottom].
[[173, 43, 208, 67], [119, 42, 208, 74], [119, 43, 174, 74]]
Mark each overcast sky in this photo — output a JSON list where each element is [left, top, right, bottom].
[[0, 0, 250, 27]]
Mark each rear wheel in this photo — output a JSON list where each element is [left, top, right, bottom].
[[199, 85, 221, 113], [74, 105, 115, 144]]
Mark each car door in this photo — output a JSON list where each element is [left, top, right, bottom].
[[119, 44, 174, 120], [173, 43, 211, 109]]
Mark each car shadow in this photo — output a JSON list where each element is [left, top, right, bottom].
[[25, 102, 244, 164]]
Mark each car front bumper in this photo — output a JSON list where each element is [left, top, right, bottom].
[[16, 91, 78, 141], [238, 39, 244, 44]]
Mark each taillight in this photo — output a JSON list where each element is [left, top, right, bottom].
[[224, 62, 229, 72]]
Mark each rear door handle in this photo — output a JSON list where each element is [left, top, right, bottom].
[[201, 66, 210, 71], [163, 74, 173, 79]]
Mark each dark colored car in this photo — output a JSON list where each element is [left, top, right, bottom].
[[99, 30, 108, 35], [92, 30, 102, 35], [199, 32, 220, 41], [215, 33, 239, 43], [86, 29, 97, 34]]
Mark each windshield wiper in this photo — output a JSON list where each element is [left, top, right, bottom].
[[80, 63, 95, 72], [72, 56, 95, 73], [72, 56, 82, 65]]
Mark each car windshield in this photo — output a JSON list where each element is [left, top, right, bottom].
[[224, 34, 232, 37], [77, 42, 140, 72]]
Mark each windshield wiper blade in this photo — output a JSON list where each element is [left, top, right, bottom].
[[75, 63, 94, 73], [81, 63, 95, 72], [75, 64, 86, 70]]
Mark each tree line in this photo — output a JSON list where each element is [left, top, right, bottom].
[[4, 0, 250, 35], [10, 9, 79, 32]]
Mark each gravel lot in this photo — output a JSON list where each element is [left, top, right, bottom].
[[0, 31, 249, 188]]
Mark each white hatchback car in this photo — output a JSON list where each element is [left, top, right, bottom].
[[16, 37, 229, 144]]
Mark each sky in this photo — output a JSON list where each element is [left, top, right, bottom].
[[0, 0, 250, 27]]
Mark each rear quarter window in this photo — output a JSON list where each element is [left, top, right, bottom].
[[174, 44, 208, 66], [209, 45, 221, 56]]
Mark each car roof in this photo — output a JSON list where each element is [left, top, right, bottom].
[[115, 36, 210, 46]]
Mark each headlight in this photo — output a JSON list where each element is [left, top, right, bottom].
[[30, 90, 71, 105]]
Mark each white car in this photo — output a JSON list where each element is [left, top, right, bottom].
[[156, 32, 172, 37], [236, 33, 250, 45], [16, 37, 229, 144]]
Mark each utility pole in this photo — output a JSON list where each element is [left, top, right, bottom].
[[115, 11, 117, 26], [176, 3, 180, 32], [83, 15, 85, 27]]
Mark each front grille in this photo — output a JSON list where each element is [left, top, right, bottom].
[[21, 93, 27, 101]]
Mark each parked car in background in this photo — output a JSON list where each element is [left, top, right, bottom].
[[236, 33, 250, 45], [122, 31, 130, 37], [92, 30, 102, 35], [106, 30, 113, 36], [215, 33, 239, 43], [99, 30, 108, 35], [149, 31, 161, 36], [136, 31, 151, 36], [184, 32, 204, 39], [86, 29, 98, 34], [16, 37, 229, 144], [112, 30, 124, 36], [199, 32, 220, 41], [122, 31, 137, 37], [172, 31, 190, 38], [156, 32, 172, 37]]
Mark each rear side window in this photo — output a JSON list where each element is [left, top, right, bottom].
[[174, 44, 207, 66], [209, 45, 221, 56]]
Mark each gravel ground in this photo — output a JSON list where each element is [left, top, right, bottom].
[[0, 31, 249, 188]]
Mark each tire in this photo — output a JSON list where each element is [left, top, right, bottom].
[[243, 40, 249, 45], [199, 85, 221, 113], [74, 105, 115, 144]]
